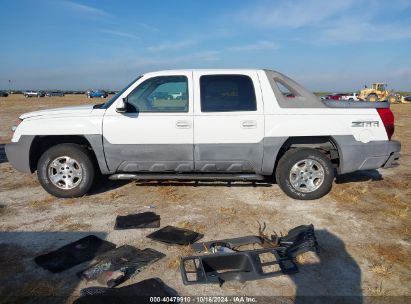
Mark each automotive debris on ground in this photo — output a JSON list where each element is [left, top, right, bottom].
[[114, 212, 160, 229], [182, 224, 317, 285], [33, 217, 318, 299], [74, 278, 178, 304], [34, 235, 116, 273], [146, 225, 204, 245], [78, 245, 165, 287]]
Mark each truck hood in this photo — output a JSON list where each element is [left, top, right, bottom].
[[20, 105, 96, 119]]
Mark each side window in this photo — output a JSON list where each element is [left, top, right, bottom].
[[127, 76, 188, 112], [200, 75, 257, 112], [274, 78, 300, 99]]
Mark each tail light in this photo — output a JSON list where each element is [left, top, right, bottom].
[[377, 108, 394, 140]]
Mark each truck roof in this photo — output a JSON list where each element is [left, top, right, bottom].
[[147, 68, 268, 73]]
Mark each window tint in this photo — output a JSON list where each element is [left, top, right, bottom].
[[200, 75, 256, 112], [127, 76, 188, 112]]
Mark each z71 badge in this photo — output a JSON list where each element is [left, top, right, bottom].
[[352, 121, 379, 127]]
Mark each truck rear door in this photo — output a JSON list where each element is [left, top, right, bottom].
[[193, 71, 265, 173]]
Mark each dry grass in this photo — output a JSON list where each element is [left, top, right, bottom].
[[402, 227, 411, 237], [329, 187, 360, 204], [176, 220, 206, 233], [295, 251, 320, 265], [167, 245, 195, 270], [54, 214, 71, 225], [218, 206, 237, 215], [259, 188, 281, 201], [384, 207, 409, 218], [0, 175, 39, 191], [52, 214, 91, 230], [177, 245, 195, 256], [370, 263, 392, 277], [167, 256, 181, 269], [366, 282, 388, 296], [63, 223, 92, 231], [295, 253, 309, 265], [331, 174, 410, 224], [61, 198, 77, 205], [30, 196, 55, 210], [376, 193, 408, 207], [103, 191, 124, 200], [156, 186, 186, 202], [367, 244, 410, 266]]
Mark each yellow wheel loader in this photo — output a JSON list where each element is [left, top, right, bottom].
[[358, 83, 398, 103]]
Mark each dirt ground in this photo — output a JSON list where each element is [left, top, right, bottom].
[[0, 94, 410, 303]]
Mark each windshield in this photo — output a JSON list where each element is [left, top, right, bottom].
[[101, 76, 142, 109]]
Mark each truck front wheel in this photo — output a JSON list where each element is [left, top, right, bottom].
[[37, 144, 95, 198], [275, 148, 334, 200]]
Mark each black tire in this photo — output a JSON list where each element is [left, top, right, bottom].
[[37, 144, 95, 198], [387, 95, 397, 103], [275, 148, 334, 200], [366, 94, 378, 102]]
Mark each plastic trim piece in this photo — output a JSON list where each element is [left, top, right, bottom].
[[180, 248, 298, 285], [191, 235, 263, 252], [183, 224, 318, 285]]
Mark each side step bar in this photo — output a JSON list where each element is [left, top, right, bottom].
[[109, 173, 265, 181]]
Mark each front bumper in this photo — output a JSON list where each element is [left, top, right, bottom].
[[5, 135, 35, 173]]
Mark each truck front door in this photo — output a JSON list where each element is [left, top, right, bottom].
[[103, 71, 194, 172]]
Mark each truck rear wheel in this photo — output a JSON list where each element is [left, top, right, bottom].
[[37, 144, 95, 198], [275, 148, 334, 200]]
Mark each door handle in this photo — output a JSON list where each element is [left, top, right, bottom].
[[176, 120, 192, 129], [241, 120, 257, 129]]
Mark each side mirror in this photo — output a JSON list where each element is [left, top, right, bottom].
[[116, 97, 127, 113]]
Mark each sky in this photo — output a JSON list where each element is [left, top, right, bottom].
[[0, 0, 410, 91]]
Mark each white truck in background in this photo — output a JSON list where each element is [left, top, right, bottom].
[[341, 92, 359, 101], [6, 69, 401, 200]]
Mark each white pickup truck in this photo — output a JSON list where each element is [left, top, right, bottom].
[[341, 92, 359, 101], [6, 69, 401, 200]]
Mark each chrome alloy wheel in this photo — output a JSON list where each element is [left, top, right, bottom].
[[47, 156, 83, 189], [289, 158, 325, 193]]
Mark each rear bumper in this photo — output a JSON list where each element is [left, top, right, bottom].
[[5, 136, 35, 173], [336, 137, 401, 174], [366, 140, 401, 170], [382, 147, 401, 169]]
